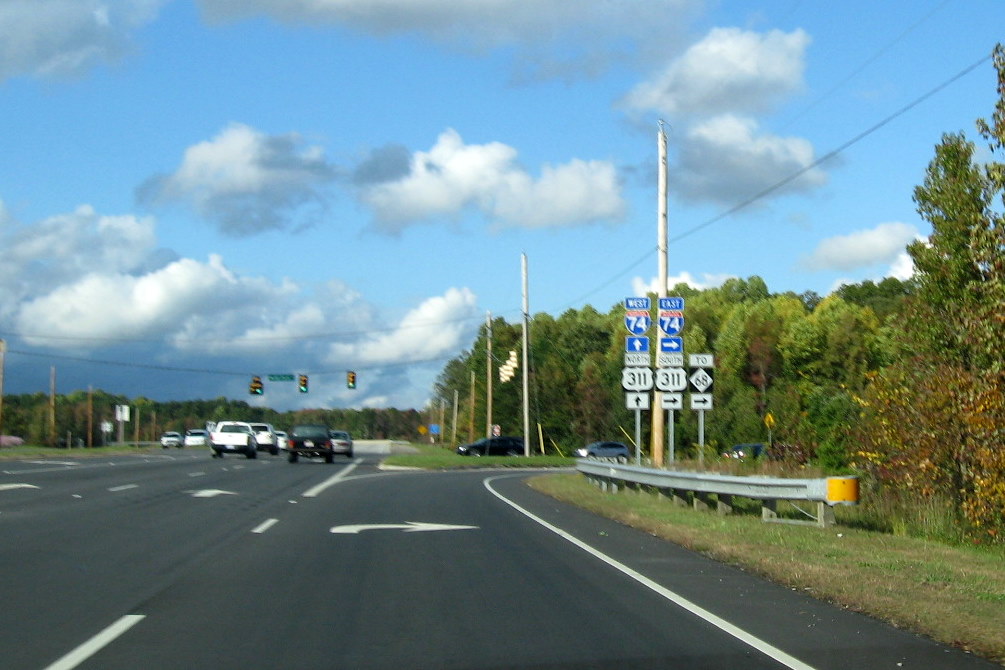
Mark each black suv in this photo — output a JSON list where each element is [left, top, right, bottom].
[[456, 436, 524, 456], [287, 424, 337, 463]]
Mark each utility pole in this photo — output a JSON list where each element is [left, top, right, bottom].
[[49, 366, 56, 447], [0, 339, 5, 444], [485, 312, 493, 438], [652, 121, 669, 467], [521, 253, 531, 456], [468, 370, 475, 443]]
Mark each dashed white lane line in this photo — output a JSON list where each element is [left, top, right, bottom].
[[251, 518, 279, 534], [44, 614, 146, 670], [107, 484, 139, 492]]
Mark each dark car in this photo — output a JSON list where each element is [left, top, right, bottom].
[[575, 441, 630, 462], [456, 436, 524, 456], [286, 424, 338, 464]]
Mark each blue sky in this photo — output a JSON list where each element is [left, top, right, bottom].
[[0, 0, 1001, 413]]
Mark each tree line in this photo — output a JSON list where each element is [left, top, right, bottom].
[[0, 391, 424, 446], [432, 45, 1005, 543]]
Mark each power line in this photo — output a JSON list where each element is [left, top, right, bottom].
[[555, 49, 994, 310]]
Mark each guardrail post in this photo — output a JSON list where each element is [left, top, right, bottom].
[[717, 494, 733, 516], [817, 502, 835, 528], [693, 491, 711, 512], [761, 499, 778, 521], [671, 488, 687, 507]]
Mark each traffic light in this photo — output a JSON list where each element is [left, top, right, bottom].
[[298, 374, 309, 393], [347, 370, 356, 389], [249, 375, 264, 395]]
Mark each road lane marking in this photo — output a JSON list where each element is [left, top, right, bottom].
[[301, 460, 360, 498], [0, 483, 39, 492], [330, 521, 478, 534], [44, 614, 145, 670], [188, 471, 206, 477], [107, 484, 138, 492], [483, 475, 817, 670], [189, 489, 237, 498], [252, 518, 279, 534]]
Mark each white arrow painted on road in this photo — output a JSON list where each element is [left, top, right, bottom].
[[189, 489, 237, 498], [0, 483, 39, 492], [330, 521, 478, 535]]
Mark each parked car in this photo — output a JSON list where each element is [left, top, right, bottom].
[[575, 441, 630, 462], [456, 436, 524, 456], [183, 429, 208, 448], [329, 430, 354, 458], [249, 422, 280, 455], [723, 443, 765, 459], [160, 431, 183, 448], [209, 421, 258, 459], [274, 430, 289, 451], [287, 424, 338, 463]]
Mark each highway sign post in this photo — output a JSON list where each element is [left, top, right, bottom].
[[689, 354, 715, 465]]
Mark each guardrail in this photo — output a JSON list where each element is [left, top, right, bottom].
[[576, 459, 859, 528]]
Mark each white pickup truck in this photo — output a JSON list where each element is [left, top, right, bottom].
[[209, 421, 258, 459]]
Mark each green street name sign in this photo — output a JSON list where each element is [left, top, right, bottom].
[[267, 374, 295, 382]]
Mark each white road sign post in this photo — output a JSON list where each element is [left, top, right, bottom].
[[688, 354, 715, 466]]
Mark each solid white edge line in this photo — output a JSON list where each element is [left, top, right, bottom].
[[44, 614, 146, 670], [252, 518, 279, 534], [301, 460, 360, 498], [483, 475, 817, 670]]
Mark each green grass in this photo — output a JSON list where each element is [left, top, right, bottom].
[[0, 444, 163, 460], [527, 473, 1005, 665], [383, 442, 574, 470]]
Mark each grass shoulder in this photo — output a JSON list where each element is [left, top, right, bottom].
[[528, 472, 1005, 666], [0, 444, 163, 460], [383, 442, 573, 470]]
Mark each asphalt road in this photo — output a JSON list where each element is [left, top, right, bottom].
[[0, 444, 997, 669]]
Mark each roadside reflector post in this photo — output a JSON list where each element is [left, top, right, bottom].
[[826, 476, 860, 506]]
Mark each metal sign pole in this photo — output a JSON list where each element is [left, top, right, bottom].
[[667, 409, 675, 464], [634, 409, 642, 465], [698, 409, 705, 467]]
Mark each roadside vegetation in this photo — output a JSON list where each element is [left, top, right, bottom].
[[527, 472, 1005, 665]]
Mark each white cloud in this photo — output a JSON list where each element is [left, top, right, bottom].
[[0, 205, 160, 320], [801, 222, 921, 272], [632, 271, 733, 296], [360, 129, 625, 231], [0, 0, 163, 81], [198, 0, 700, 80], [676, 114, 826, 204], [622, 27, 809, 117], [14, 254, 272, 343], [326, 287, 479, 365], [138, 123, 337, 236]]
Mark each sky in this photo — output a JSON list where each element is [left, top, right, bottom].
[[0, 0, 1002, 414]]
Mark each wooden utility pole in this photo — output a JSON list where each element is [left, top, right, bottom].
[[651, 122, 669, 467], [485, 312, 493, 438], [49, 366, 56, 446], [521, 254, 531, 456]]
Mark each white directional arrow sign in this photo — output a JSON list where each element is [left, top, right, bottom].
[[330, 522, 479, 534]]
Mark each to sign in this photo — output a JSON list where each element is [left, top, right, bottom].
[[621, 367, 654, 391], [655, 367, 687, 392]]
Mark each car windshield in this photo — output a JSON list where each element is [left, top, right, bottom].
[[292, 425, 328, 438], [220, 425, 247, 433], [186, 430, 205, 436]]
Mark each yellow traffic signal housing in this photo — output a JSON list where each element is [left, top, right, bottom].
[[249, 375, 264, 395], [347, 370, 356, 389], [298, 374, 309, 393]]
